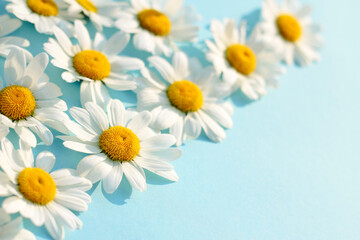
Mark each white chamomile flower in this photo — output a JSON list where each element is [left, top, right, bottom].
[[0, 14, 31, 59], [44, 20, 144, 108], [0, 138, 92, 240], [259, 0, 323, 66], [115, 0, 200, 56], [0, 209, 35, 240], [59, 99, 182, 193], [206, 19, 285, 100], [137, 51, 234, 146], [6, 0, 81, 36], [64, 0, 126, 31], [0, 48, 69, 148]]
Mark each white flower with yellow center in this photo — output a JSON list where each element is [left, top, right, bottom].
[[44, 20, 144, 108], [0, 138, 92, 240], [0, 48, 68, 148], [6, 0, 81, 35], [0, 14, 32, 59], [115, 0, 200, 56], [136, 51, 234, 146], [0, 209, 35, 240], [59, 99, 182, 192], [64, 0, 125, 31], [259, 0, 322, 66], [206, 19, 285, 100]]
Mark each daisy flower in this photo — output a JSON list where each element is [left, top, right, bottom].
[[136, 51, 234, 146], [259, 0, 323, 66], [206, 19, 285, 100], [115, 0, 200, 56], [0, 138, 92, 240], [64, 0, 126, 31], [0, 209, 35, 240], [0, 14, 31, 59], [59, 99, 182, 192], [6, 0, 81, 35], [0, 48, 69, 147], [44, 20, 144, 108]]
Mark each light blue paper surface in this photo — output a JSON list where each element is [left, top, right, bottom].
[[1, 0, 360, 239]]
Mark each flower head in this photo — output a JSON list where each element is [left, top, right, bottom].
[[137, 51, 234, 146], [0, 138, 92, 240], [206, 19, 285, 100], [60, 99, 182, 192], [64, 0, 125, 31], [259, 0, 323, 66], [44, 20, 144, 108], [0, 48, 69, 147], [115, 0, 200, 56], [6, 0, 81, 36]]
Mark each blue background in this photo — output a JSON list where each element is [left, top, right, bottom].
[[2, 0, 360, 239]]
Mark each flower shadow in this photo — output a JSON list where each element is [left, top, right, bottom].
[[230, 89, 256, 108], [101, 177, 132, 206], [145, 169, 176, 186], [179, 42, 209, 66], [240, 8, 262, 34], [24, 219, 52, 239]]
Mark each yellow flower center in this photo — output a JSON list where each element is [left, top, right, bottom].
[[73, 50, 111, 81], [18, 168, 56, 205], [276, 14, 302, 42], [76, 0, 97, 13], [26, 0, 59, 16], [225, 44, 257, 75], [0, 85, 36, 121], [137, 9, 171, 36], [99, 126, 140, 162], [167, 80, 203, 113]]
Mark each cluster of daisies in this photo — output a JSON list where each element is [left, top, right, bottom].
[[0, 0, 322, 239]]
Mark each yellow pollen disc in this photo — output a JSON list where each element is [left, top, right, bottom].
[[137, 9, 171, 36], [225, 44, 257, 76], [73, 50, 111, 81], [167, 80, 203, 113], [0, 85, 36, 121], [76, 0, 97, 13], [26, 0, 59, 16], [18, 168, 56, 205], [99, 126, 141, 162], [276, 14, 302, 42]]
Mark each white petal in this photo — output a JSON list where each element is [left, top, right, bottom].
[[102, 163, 123, 194], [172, 51, 189, 80], [4, 48, 26, 85], [107, 99, 125, 127], [127, 111, 152, 133], [75, 20, 91, 50], [76, 154, 107, 176], [2, 196, 26, 214], [169, 117, 185, 146], [141, 134, 176, 150], [35, 151, 55, 172], [14, 126, 36, 148], [24, 52, 48, 87], [122, 161, 146, 192], [84, 102, 109, 131], [198, 110, 226, 142], [63, 141, 101, 154], [84, 159, 113, 183], [148, 56, 177, 83], [133, 31, 156, 54], [140, 148, 182, 161], [102, 31, 130, 56], [183, 114, 202, 139]]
